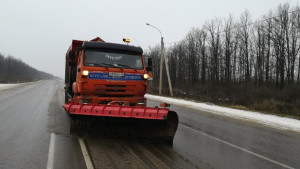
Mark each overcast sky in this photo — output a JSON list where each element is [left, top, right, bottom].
[[0, 0, 299, 79]]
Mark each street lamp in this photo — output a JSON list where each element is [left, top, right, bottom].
[[146, 23, 164, 95], [146, 23, 173, 96], [146, 23, 162, 37]]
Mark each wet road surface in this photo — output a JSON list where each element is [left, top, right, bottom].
[[52, 81, 197, 169], [0, 81, 52, 168], [1, 80, 300, 169], [147, 102, 300, 169], [0, 80, 86, 169]]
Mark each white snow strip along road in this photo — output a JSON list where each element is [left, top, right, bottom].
[[0, 83, 21, 90], [145, 94, 300, 132], [0, 82, 35, 91]]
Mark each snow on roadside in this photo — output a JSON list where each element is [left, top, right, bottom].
[[145, 94, 300, 132], [0, 84, 22, 90]]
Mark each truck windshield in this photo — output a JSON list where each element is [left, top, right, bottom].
[[84, 49, 143, 69]]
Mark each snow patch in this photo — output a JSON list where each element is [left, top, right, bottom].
[[0, 84, 21, 90], [145, 94, 300, 132]]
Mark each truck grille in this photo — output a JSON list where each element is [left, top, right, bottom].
[[95, 85, 135, 93], [105, 85, 126, 92], [96, 95, 134, 97], [105, 85, 126, 88], [106, 89, 126, 92]]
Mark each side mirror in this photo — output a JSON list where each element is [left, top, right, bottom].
[[69, 50, 75, 60], [147, 58, 152, 67], [146, 66, 152, 71], [69, 60, 76, 67], [146, 57, 152, 71]]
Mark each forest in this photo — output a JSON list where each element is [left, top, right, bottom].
[[146, 3, 300, 118], [0, 53, 56, 83]]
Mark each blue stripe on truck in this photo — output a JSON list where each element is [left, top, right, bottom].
[[88, 72, 143, 81]]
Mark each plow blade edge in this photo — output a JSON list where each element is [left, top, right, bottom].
[[62, 103, 179, 145]]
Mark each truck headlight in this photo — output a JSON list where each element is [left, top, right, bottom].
[[82, 70, 89, 76], [143, 74, 149, 79]]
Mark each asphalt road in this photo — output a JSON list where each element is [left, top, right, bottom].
[[0, 80, 86, 169], [0, 80, 299, 169], [148, 102, 300, 169]]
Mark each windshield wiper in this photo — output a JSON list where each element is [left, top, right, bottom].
[[90, 63, 136, 71], [86, 63, 103, 66], [101, 63, 123, 70], [115, 64, 137, 72], [85, 63, 109, 69]]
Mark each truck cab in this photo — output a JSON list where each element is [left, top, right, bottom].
[[65, 38, 152, 106]]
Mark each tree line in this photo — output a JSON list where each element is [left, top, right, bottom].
[[145, 3, 300, 117], [146, 3, 300, 89], [0, 53, 56, 83]]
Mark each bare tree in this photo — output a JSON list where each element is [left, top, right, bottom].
[[239, 10, 252, 83], [205, 18, 222, 83], [223, 15, 236, 83]]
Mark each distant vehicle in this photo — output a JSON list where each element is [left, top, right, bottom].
[[62, 37, 178, 144]]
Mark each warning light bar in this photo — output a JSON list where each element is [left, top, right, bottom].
[[123, 38, 130, 44]]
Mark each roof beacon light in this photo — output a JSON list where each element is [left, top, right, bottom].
[[123, 38, 130, 44]]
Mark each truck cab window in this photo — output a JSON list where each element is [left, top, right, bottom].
[[84, 49, 143, 70]]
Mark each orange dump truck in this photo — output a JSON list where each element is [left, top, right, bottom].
[[62, 37, 178, 144]]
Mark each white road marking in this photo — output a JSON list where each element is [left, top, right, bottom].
[[180, 124, 295, 169], [46, 133, 56, 169], [78, 137, 94, 169]]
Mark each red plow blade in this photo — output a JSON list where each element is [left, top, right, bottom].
[[62, 103, 168, 120], [62, 103, 178, 145]]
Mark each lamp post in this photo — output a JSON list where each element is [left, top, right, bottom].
[[146, 23, 173, 96]]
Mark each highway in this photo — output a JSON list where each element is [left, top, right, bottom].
[[0, 80, 86, 169], [0, 80, 299, 169]]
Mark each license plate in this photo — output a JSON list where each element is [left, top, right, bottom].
[[109, 72, 124, 77]]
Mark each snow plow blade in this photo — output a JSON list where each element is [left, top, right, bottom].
[[62, 103, 178, 145]]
